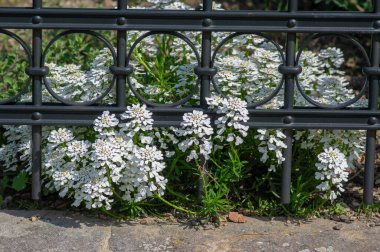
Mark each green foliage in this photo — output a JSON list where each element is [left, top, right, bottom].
[[358, 203, 380, 216], [224, 0, 373, 11], [11, 171, 28, 192], [45, 31, 114, 70], [200, 188, 232, 218], [0, 45, 29, 100], [314, 0, 372, 11], [0, 176, 9, 206], [0, 176, 8, 195], [0, 171, 30, 207], [328, 202, 348, 216], [130, 33, 197, 104], [118, 201, 149, 219], [253, 199, 282, 217]]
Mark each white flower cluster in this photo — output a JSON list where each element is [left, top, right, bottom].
[[173, 96, 250, 162], [207, 96, 249, 146], [297, 47, 367, 107], [43, 105, 168, 209], [154, 128, 179, 158], [120, 104, 153, 137], [255, 129, 287, 172], [146, 0, 192, 10], [0, 125, 54, 173], [175, 110, 213, 162], [45, 128, 114, 209], [0, 125, 31, 172], [213, 34, 282, 105], [46, 48, 114, 103], [120, 145, 167, 202], [315, 147, 349, 201], [294, 129, 365, 169]]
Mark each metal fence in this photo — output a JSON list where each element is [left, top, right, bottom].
[[0, 0, 379, 204]]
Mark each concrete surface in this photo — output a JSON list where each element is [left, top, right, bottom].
[[0, 210, 379, 252]]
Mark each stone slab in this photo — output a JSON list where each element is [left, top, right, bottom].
[[0, 210, 379, 252]]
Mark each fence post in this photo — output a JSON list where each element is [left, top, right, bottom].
[[31, 0, 43, 200], [281, 0, 298, 204], [363, 0, 380, 204], [198, 0, 213, 201], [116, 0, 127, 108]]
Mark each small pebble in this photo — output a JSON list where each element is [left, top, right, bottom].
[[282, 242, 290, 247], [327, 246, 334, 252], [29, 216, 40, 222], [140, 217, 156, 225], [333, 224, 343, 230], [367, 222, 376, 227], [227, 212, 247, 223], [339, 216, 351, 223], [315, 247, 327, 252], [352, 201, 360, 207]]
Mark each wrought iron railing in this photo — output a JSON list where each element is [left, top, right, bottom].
[[0, 0, 379, 204]]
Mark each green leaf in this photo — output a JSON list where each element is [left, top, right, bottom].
[[12, 171, 28, 192], [0, 176, 9, 191]]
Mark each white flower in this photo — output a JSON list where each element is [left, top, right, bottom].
[[315, 147, 349, 201], [93, 111, 119, 133], [67, 140, 90, 161], [175, 110, 213, 161], [48, 128, 74, 145], [120, 145, 167, 202], [186, 150, 198, 162], [120, 104, 154, 136], [180, 110, 213, 137], [255, 129, 287, 171], [319, 47, 344, 68], [207, 96, 249, 146]]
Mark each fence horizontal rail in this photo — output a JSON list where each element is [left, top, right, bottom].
[[0, 105, 379, 129], [0, 9, 379, 32]]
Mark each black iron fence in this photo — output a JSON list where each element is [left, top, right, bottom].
[[0, 0, 379, 204]]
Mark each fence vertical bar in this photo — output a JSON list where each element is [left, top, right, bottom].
[[31, 0, 43, 200], [198, 0, 213, 201], [116, 0, 127, 108], [363, 0, 380, 204], [200, 0, 212, 108], [281, 0, 297, 204]]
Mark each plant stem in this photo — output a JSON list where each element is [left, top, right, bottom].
[[105, 166, 124, 202], [100, 207, 119, 219], [195, 158, 208, 199], [166, 186, 191, 201], [154, 192, 196, 215], [167, 152, 184, 176]]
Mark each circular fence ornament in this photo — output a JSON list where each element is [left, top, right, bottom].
[[42, 30, 117, 106], [295, 34, 370, 109], [127, 31, 201, 107], [211, 32, 285, 108], [0, 30, 32, 105]]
